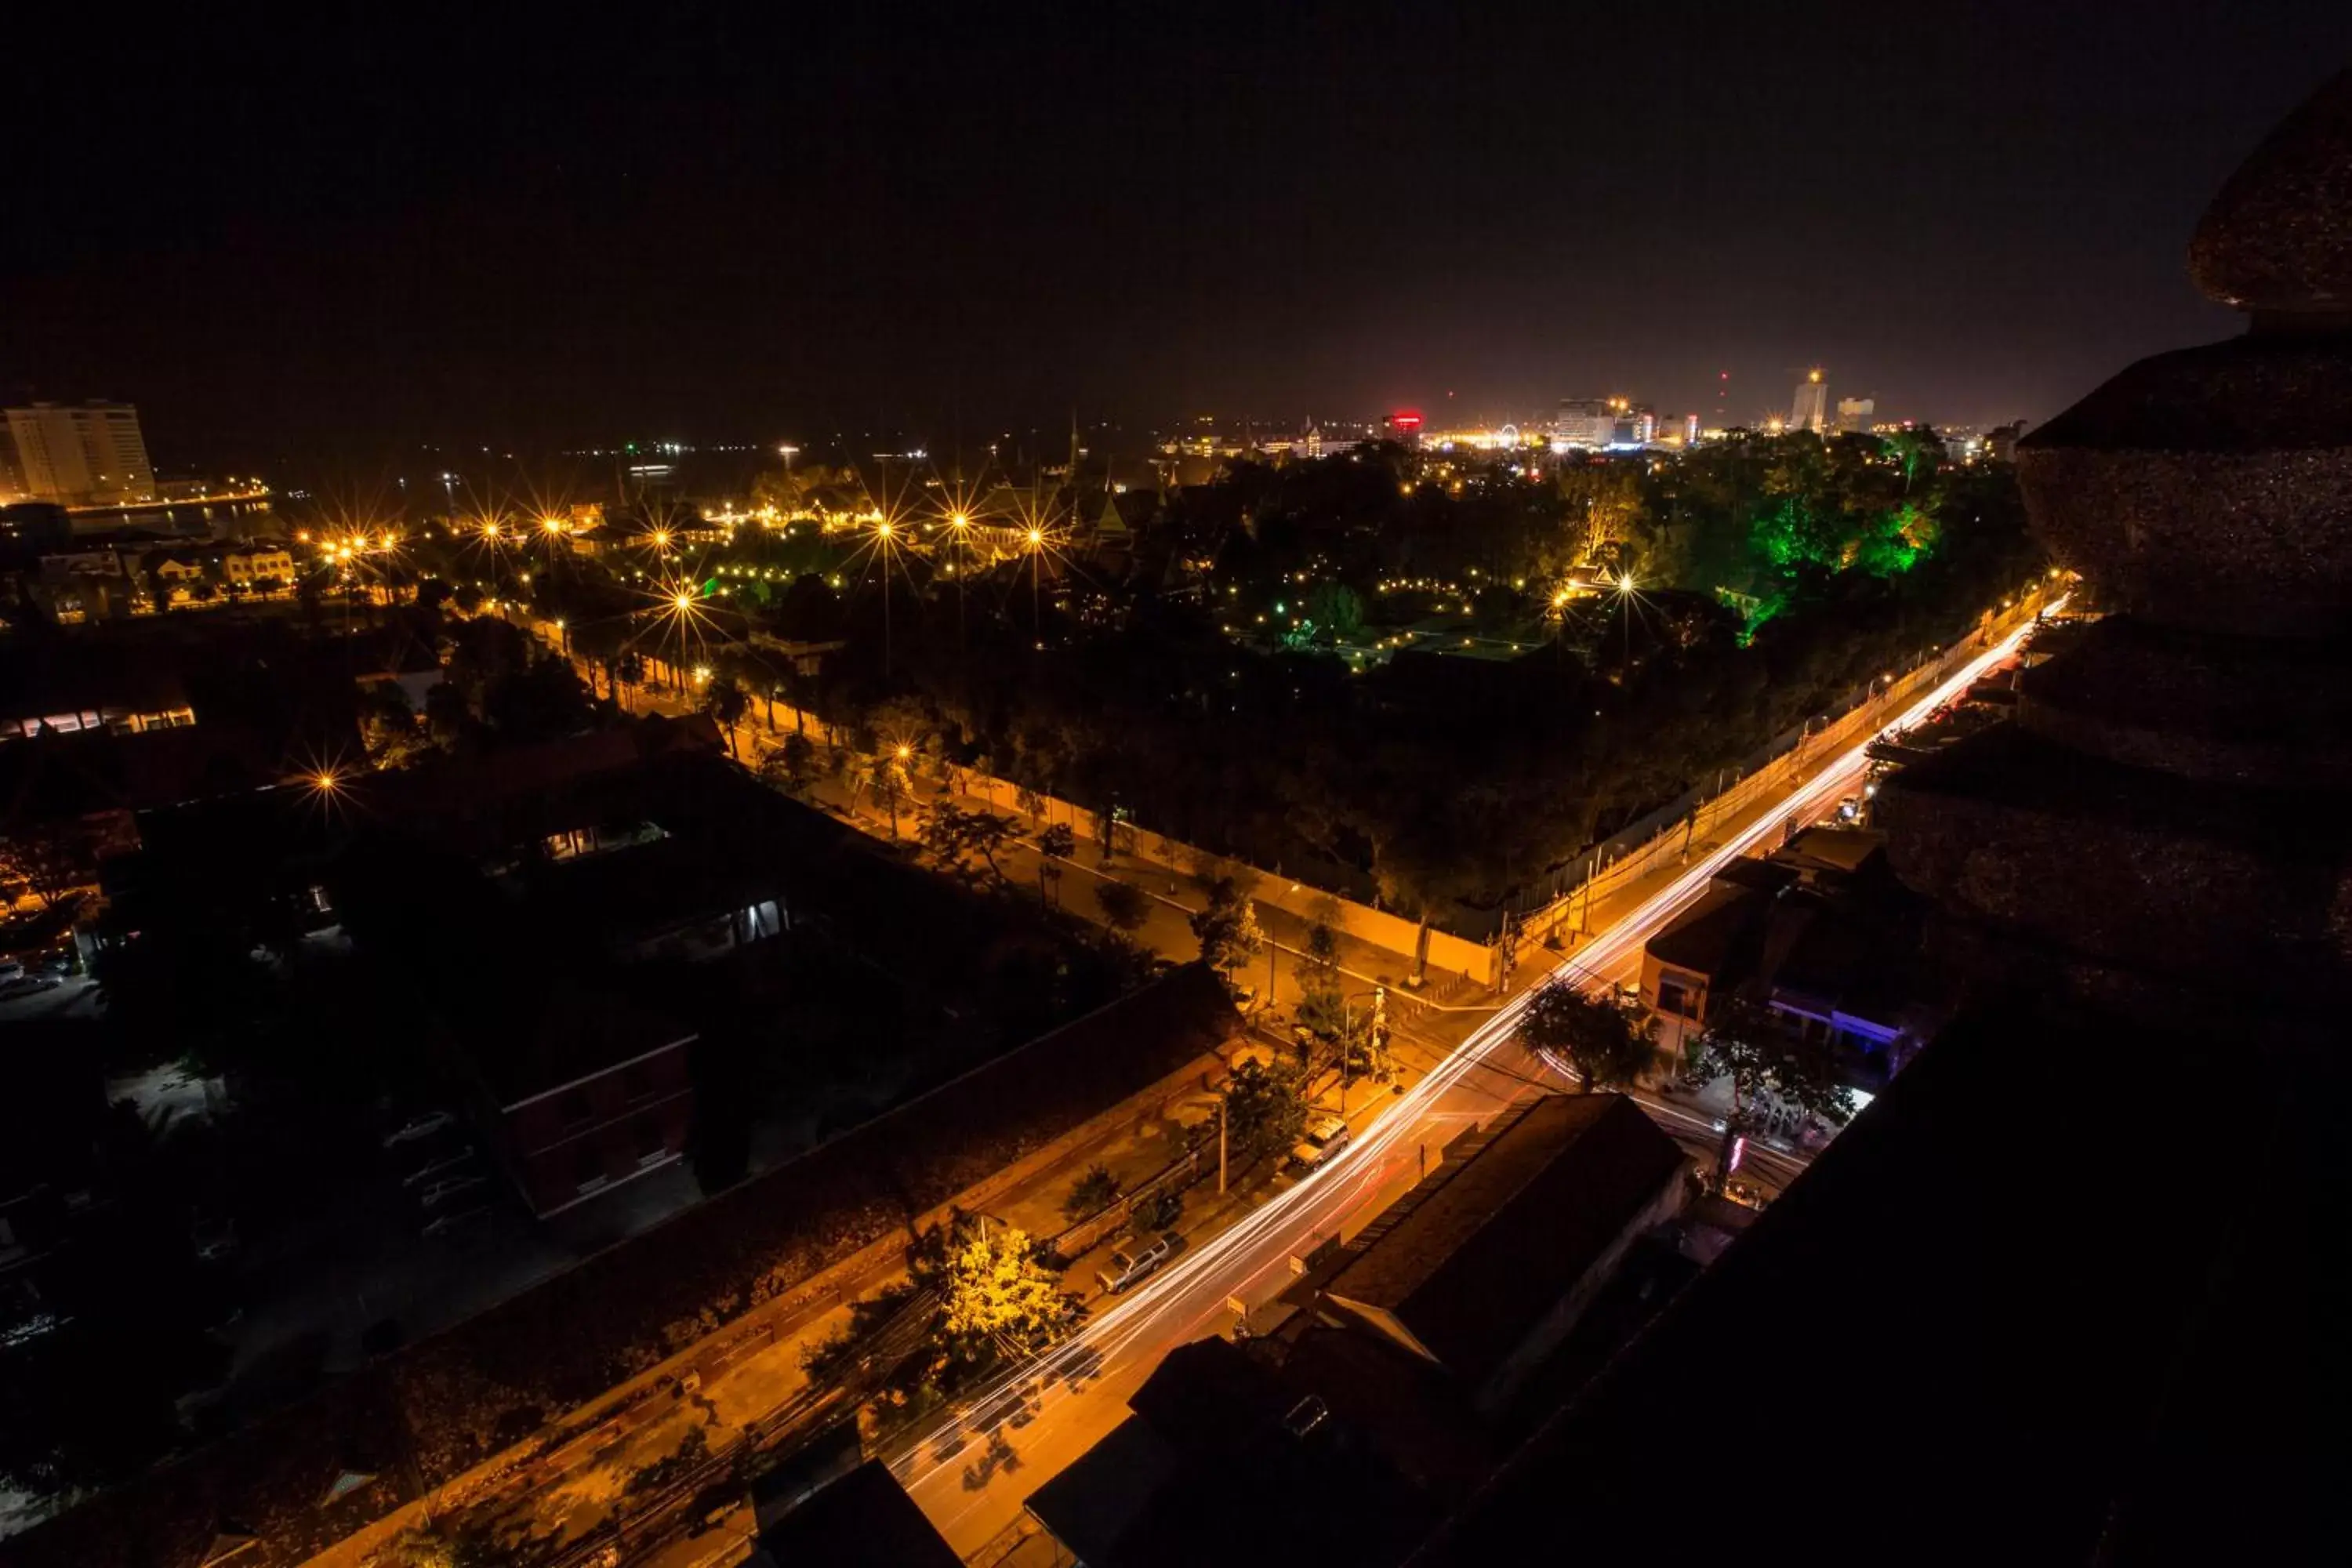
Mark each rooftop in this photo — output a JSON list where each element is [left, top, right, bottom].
[[750, 1460, 960, 1568], [1644, 877, 1777, 978], [475, 989, 697, 1109], [1319, 1094, 1685, 1390]]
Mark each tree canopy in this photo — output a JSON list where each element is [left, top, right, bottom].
[[1519, 979, 1657, 1092]]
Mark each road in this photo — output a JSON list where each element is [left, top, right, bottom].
[[888, 604, 2061, 1558]]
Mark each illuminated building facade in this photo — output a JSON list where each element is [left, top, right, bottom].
[[1790, 371, 1829, 434], [3, 401, 155, 506], [1553, 397, 1614, 448]]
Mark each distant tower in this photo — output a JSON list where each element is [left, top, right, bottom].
[[1791, 370, 1830, 434]]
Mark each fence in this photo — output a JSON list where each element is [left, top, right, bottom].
[[535, 590, 2044, 997], [1513, 593, 2044, 950]]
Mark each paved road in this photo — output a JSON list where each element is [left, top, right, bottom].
[[887, 606, 2060, 1559]]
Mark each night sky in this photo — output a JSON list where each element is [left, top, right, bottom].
[[8, 4, 2347, 473]]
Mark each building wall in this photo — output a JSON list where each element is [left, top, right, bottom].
[[1472, 1167, 1684, 1416], [1791, 378, 1830, 434], [4, 403, 154, 506], [499, 1040, 695, 1216]]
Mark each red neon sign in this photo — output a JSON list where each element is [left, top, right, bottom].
[[1388, 408, 1424, 431]]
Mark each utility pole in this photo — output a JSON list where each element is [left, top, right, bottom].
[[1265, 909, 1276, 1006], [1218, 1093, 1228, 1194]]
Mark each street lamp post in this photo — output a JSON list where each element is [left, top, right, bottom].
[[875, 519, 895, 674], [1025, 526, 1044, 639], [948, 512, 970, 654]]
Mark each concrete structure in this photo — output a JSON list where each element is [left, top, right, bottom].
[[4, 402, 155, 507], [1309, 1094, 1686, 1416], [1639, 856, 1795, 1049], [1790, 370, 1829, 433], [1836, 395, 1876, 433], [1641, 828, 1929, 1074], [1025, 1337, 1439, 1568], [484, 993, 696, 1218], [746, 1459, 959, 1567]]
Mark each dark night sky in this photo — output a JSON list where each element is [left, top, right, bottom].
[[6, 4, 2347, 473]]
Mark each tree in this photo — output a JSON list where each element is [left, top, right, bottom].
[[1062, 1163, 1120, 1224], [358, 682, 435, 770], [1303, 581, 1366, 643], [379, 1524, 527, 1568], [479, 655, 596, 745], [912, 1210, 1082, 1367], [0, 819, 90, 909], [701, 673, 750, 757], [1299, 911, 1343, 996], [1036, 822, 1077, 906], [918, 804, 1017, 884], [1189, 877, 1265, 986], [760, 731, 818, 796], [866, 753, 911, 839], [1690, 996, 1858, 1185], [1518, 979, 1657, 1092], [1222, 1056, 1308, 1163], [918, 800, 979, 881], [1094, 878, 1149, 934]]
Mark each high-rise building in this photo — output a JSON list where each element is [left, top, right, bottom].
[[1553, 397, 1614, 449], [3, 401, 156, 506], [1835, 397, 1875, 434], [1790, 371, 1829, 434], [0, 424, 24, 503]]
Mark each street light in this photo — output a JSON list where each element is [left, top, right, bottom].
[[1026, 526, 1046, 636]]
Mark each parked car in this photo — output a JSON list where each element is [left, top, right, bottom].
[[401, 1146, 476, 1187], [422, 1204, 492, 1240], [1096, 1232, 1178, 1295], [0, 973, 60, 1000], [1290, 1113, 1352, 1172], [419, 1174, 486, 1208], [190, 1214, 240, 1261], [383, 1110, 456, 1148], [0, 959, 24, 985]]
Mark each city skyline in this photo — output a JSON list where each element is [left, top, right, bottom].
[[7, 5, 2348, 470]]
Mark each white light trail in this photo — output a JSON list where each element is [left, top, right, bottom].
[[895, 597, 2060, 1490]]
